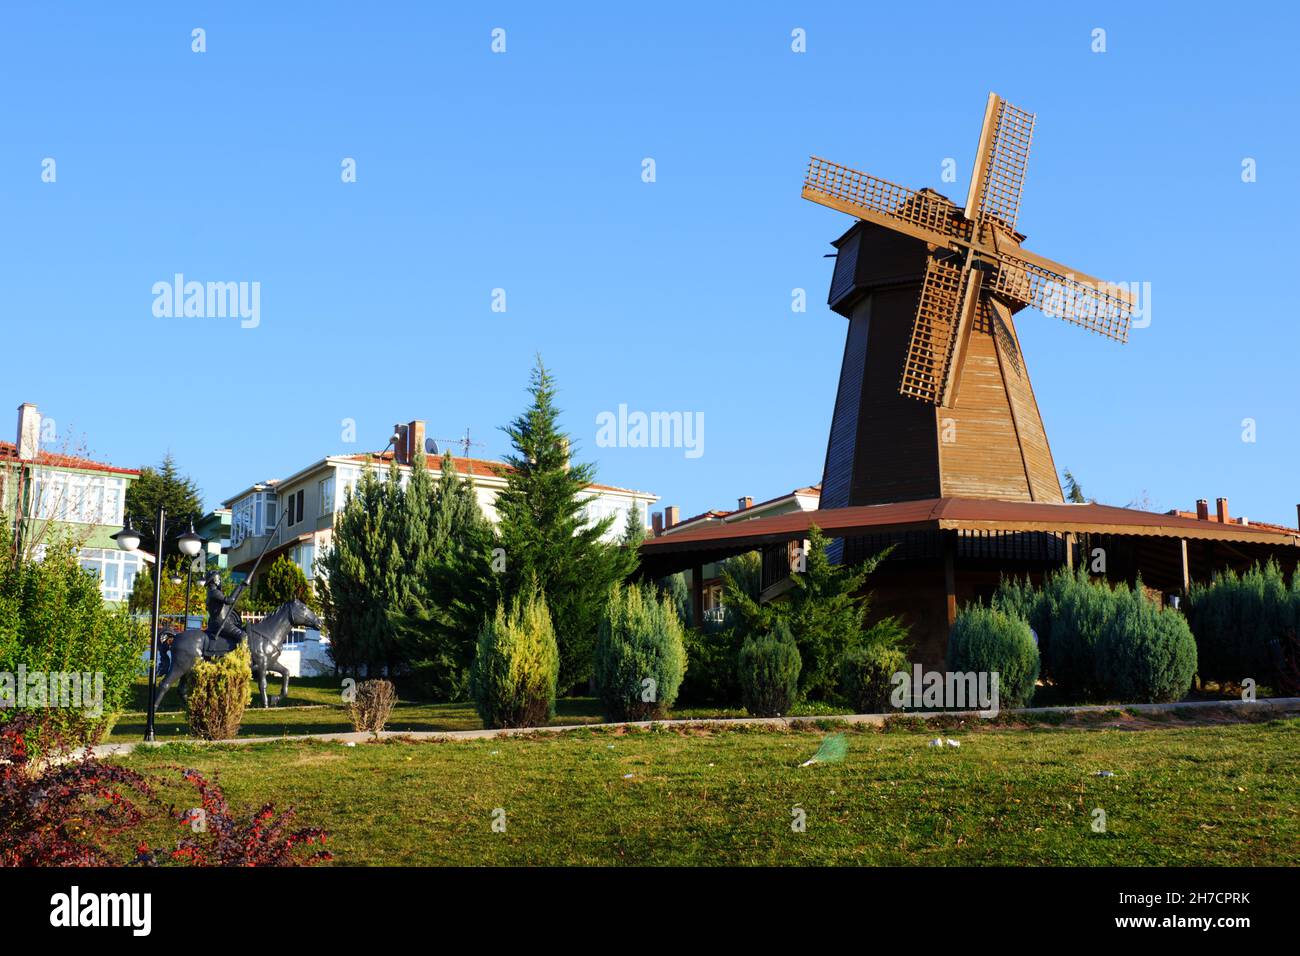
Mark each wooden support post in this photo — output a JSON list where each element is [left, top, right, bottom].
[[692, 563, 705, 629], [1064, 532, 1076, 571], [1179, 538, 1190, 594], [943, 531, 958, 627]]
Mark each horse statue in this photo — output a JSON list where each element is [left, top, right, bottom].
[[153, 599, 323, 710]]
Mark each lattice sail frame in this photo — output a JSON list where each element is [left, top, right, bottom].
[[899, 255, 965, 404], [989, 254, 1132, 342], [970, 97, 1035, 232], [801, 92, 1135, 406]]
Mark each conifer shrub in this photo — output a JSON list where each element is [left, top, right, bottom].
[[1184, 561, 1291, 684], [346, 678, 398, 734], [470, 588, 559, 729], [593, 583, 687, 721], [842, 643, 907, 713], [1096, 587, 1197, 703], [736, 623, 802, 717], [184, 644, 252, 740], [1049, 570, 1123, 701], [946, 605, 1040, 709]]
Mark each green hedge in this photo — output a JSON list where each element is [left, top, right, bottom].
[[993, 569, 1202, 704], [593, 583, 687, 721], [946, 605, 1040, 709], [842, 643, 907, 714], [1184, 561, 1295, 684], [737, 624, 801, 717], [470, 588, 559, 729], [1098, 589, 1197, 703]]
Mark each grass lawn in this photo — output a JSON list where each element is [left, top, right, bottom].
[[107, 714, 1300, 865], [105, 676, 851, 741]]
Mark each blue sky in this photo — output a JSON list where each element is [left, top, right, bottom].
[[2, 2, 1298, 526]]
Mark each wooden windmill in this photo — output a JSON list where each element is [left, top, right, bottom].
[[803, 92, 1136, 509]]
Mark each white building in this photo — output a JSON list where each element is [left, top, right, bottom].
[[222, 419, 658, 582]]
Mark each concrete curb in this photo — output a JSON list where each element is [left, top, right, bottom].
[[93, 696, 1300, 759]]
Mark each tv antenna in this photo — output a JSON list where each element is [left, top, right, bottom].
[[431, 428, 485, 458]]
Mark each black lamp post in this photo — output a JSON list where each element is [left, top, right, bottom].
[[115, 508, 203, 742], [177, 523, 204, 627]]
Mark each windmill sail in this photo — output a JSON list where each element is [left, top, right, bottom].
[[803, 157, 964, 248], [989, 252, 1133, 342], [899, 255, 966, 404], [967, 96, 1036, 232]]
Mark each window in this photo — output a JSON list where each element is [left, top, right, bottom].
[[29, 471, 127, 525], [318, 476, 335, 517], [231, 491, 278, 547], [76, 547, 142, 603], [336, 465, 360, 502], [291, 542, 316, 578], [285, 488, 304, 526]]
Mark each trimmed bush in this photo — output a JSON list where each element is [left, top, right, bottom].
[[593, 583, 687, 721], [470, 589, 559, 729], [737, 624, 802, 717], [842, 643, 907, 714], [0, 540, 144, 758], [1185, 561, 1291, 685], [946, 606, 1039, 709], [347, 678, 398, 734], [1096, 588, 1196, 703], [184, 644, 252, 740], [1049, 570, 1123, 701]]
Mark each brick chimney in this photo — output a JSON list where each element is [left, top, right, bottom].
[[15, 403, 40, 460], [651, 511, 664, 536], [1195, 499, 1209, 521], [1216, 497, 1229, 524], [664, 505, 680, 529], [738, 496, 753, 511], [407, 420, 426, 464], [391, 423, 409, 464]]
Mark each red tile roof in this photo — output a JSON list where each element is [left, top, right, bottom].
[[1166, 510, 1298, 536], [348, 451, 651, 496], [662, 485, 822, 534], [0, 441, 140, 476]]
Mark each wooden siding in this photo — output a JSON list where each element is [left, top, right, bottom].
[[990, 299, 1064, 502], [938, 301, 1034, 500], [848, 285, 942, 505], [820, 303, 871, 511]]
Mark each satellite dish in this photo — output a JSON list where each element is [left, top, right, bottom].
[[424, 437, 439, 455]]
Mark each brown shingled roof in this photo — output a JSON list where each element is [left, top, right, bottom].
[[0, 441, 140, 476], [642, 497, 1300, 556]]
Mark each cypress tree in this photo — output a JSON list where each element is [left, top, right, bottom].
[[318, 461, 408, 676], [493, 357, 638, 692], [390, 452, 499, 699]]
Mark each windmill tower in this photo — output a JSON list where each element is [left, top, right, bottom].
[[804, 93, 1136, 511]]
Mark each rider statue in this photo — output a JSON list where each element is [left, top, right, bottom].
[[203, 570, 247, 656]]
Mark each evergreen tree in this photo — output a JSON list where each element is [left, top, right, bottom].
[[493, 358, 638, 692], [317, 461, 408, 675], [722, 525, 905, 700], [253, 554, 318, 613], [390, 453, 499, 700], [1062, 468, 1090, 504], [124, 453, 203, 559]]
